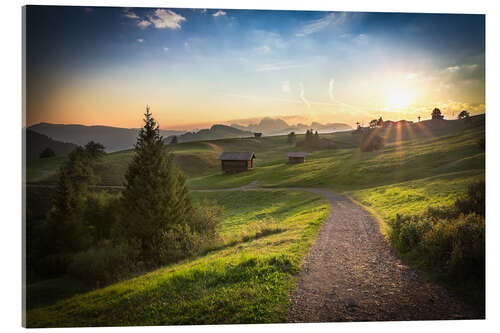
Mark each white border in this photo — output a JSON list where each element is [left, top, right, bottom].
[[2, 0, 499, 332]]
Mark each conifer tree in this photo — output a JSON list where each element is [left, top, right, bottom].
[[45, 146, 98, 255], [121, 106, 193, 257]]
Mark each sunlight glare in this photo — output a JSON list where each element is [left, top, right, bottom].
[[386, 89, 413, 110]]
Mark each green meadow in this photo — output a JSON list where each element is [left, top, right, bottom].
[[27, 190, 329, 327], [25, 115, 485, 325]]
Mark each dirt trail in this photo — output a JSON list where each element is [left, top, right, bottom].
[[197, 185, 479, 322]]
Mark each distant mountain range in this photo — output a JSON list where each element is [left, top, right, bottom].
[[26, 129, 78, 162], [28, 123, 184, 153], [231, 117, 352, 135], [27, 118, 352, 153], [166, 124, 254, 143]]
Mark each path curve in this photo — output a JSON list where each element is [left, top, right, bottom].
[[197, 184, 478, 322]]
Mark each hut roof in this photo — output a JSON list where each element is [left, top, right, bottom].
[[286, 152, 308, 158], [218, 152, 256, 160]]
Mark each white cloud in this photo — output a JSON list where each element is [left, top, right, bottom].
[[329, 78, 335, 101], [163, 47, 169, 52], [148, 9, 186, 29], [136, 38, 144, 43], [299, 82, 310, 108], [255, 62, 305, 72], [446, 66, 461, 72], [296, 12, 348, 37], [212, 10, 227, 17], [137, 20, 152, 29], [200, 9, 208, 14], [124, 11, 139, 19], [282, 81, 291, 93], [464, 64, 479, 71]]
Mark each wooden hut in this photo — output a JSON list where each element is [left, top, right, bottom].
[[286, 152, 307, 163], [218, 152, 256, 173]]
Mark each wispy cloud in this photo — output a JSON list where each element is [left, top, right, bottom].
[[136, 38, 144, 43], [163, 47, 169, 52], [137, 20, 152, 29], [328, 78, 335, 101], [254, 45, 271, 55], [255, 62, 305, 72], [213, 10, 227, 17], [296, 12, 348, 37], [124, 11, 139, 19], [224, 93, 302, 105], [299, 82, 310, 108], [282, 80, 291, 93], [446, 65, 461, 73], [148, 9, 186, 29]]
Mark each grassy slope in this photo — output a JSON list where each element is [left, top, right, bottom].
[[26, 190, 329, 327], [26, 116, 485, 324], [27, 141, 220, 184]]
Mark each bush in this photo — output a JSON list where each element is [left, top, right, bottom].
[[454, 180, 485, 217], [147, 202, 224, 266], [388, 181, 485, 291], [150, 224, 203, 265], [188, 200, 223, 240], [39, 147, 56, 159], [360, 131, 384, 152], [68, 240, 141, 285]]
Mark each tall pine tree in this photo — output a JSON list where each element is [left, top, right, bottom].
[[121, 106, 193, 257]]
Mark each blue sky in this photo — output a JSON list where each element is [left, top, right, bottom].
[[26, 6, 485, 129]]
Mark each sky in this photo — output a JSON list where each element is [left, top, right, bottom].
[[25, 6, 485, 130]]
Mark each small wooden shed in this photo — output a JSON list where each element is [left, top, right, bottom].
[[286, 152, 307, 163], [218, 152, 256, 173]]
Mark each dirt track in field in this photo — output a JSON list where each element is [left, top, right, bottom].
[[199, 184, 479, 322]]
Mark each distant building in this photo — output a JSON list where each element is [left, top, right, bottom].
[[254, 133, 262, 138], [286, 152, 307, 163], [218, 152, 256, 173]]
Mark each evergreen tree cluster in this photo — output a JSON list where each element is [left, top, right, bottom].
[[34, 107, 222, 285], [302, 129, 320, 148]]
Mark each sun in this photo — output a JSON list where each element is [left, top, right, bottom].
[[386, 89, 413, 110]]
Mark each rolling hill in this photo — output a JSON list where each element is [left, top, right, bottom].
[[26, 129, 78, 162], [28, 122, 185, 153], [167, 124, 254, 143]]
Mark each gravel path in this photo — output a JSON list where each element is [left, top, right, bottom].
[[198, 184, 479, 322], [286, 188, 478, 322]]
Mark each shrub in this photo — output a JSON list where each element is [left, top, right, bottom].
[[39, 147, 56, 159], [454, 181, 485, 217], [68, 240, 141, 285], [150, 224, 203, 265], [388, 181, 485, 291], [188, 200, 224, 241]]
